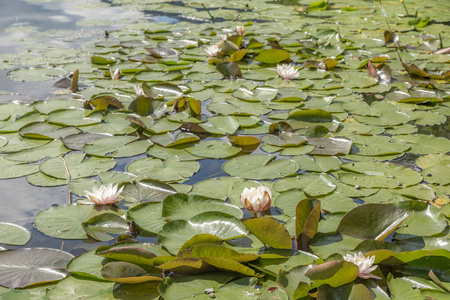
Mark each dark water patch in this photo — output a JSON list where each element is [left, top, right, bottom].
[[417, 121, 450, 139], [185, 158, 228, 185], [390, 153, 421, 170]]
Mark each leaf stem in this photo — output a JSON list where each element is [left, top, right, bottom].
[[60, 156, 72, 204], [400, 0, 410, 17], [378, 0, 414, 80], [201, 4, 215, 23]]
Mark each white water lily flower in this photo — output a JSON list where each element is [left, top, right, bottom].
[[236, 25, 245, 36], [133, 85, 145, 96], [84, 183, 124, 205], [343, 252, 377, 279], [205, 44, 220, 57], [240, 186, 272, 214], [110, 68, 121, 80], [276, 64, 300, 80]]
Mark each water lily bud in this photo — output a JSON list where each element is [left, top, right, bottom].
[[236, 25, 245, 36], [240, 186, 272, 214], [110, 68, 121, 80]]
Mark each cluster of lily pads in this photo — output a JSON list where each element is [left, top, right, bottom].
[[0, 0, 449, 298]]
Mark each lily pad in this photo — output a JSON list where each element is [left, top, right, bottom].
[[0, 248, 73, 288], [35, 204, 123, 239], [337, 204, 408, 240], [0, 223, 30, 246], [126, 156, 200, 182], [39, 153, 116, 180], [162, 193, 243, 220], [223, 154, 299, 180], [243, 218, 292, 249], [185, 140, 241, 159], [158, 212, 246, 254]]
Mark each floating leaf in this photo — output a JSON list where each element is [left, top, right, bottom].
[[288, 109, 332, 123], [62, 132, 113, 151], [39, 153, 116, 180], [243, 218, 292, 249], [162, 193, 243, 220], [150, 132, 199, 147], [256, 49, 290, 64], [82, 213, 129, 241], [0, 223, 30, 246], [35, 204, 123, 239], [89, 96, 123, 112], [126, 156, 200, 182], [101, 261, 162, 283], [338, 204, 408, 240], [158, 212, 246, 254], [295, 199, 321, 251], [305, 260, 358, 288], [216, 62, 243, 80], [0, 248, 73, 288], [127, 202, 166, 234], [223, 154, 299, 180], [185, 140, 241, 159]]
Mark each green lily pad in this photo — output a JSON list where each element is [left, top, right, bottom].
[[48, 109, 103, 127], [308, 137, 353, 156], [223, 154, 299, 180], [83, 135, 152, 158], [185, 140, 241, 159], [256, 49, 290, 64], [158, 273, 238, 300], [35, 204, 124, 239], [19, 122, 80, 140], [274, 173, 336, 197], [150, 132, 199, 147], [7, 67, 67, 82], [288, 109, 333, 123], [126, 156, 200, 182], [127, 202, 166, 234], [291, 155, 342, 172], [66, 250, 105, 280], [232, 87, 278, 102], [0, 223, 30, 246], [162, 193, 243, 220], [200, 115, 240, 135], [82, 213, 129, 242], [47, 276, 115, 299], [261, 133, 307, 147], [243, 218, 292, 249], [394, 205, 447, 238], [339, 161, 423, 188], [5, 139, 67, 163], [0, 156, 39, 179], [337, 204, 408, 240], [305, 260, 358, 288], [189, 177, 245, 201], [0, 248, 73, 288], [158, 212, 246, 254], [353, 135, 410, 156], [392, 134, 450, 154], [39, 153, 115, 180]]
